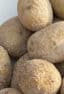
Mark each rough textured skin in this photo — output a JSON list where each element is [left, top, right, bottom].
[[28, 21, 64, 63], [0, 88, 21, 94], [11, 59, 61, 94], [0, 17, 32, 57], [11, 53, 30, 90], [61, 78, 64, 94], [18, 0, 53, 31], [55, 62, 64, 77], [50, 0, 64, 19], [0, 46, 12, 89]]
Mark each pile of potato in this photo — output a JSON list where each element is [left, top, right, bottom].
[[0, 0, 64, 94]]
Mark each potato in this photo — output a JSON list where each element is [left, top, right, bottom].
[[55, 62, 64, 77], [0, 88, 21, 94], [50, 0, 64, 19], [28, 21, 64, 63], [0, 17, 32, 57], [61, 78, 64, 94], [0, 46, 12, 89], [18, 0, 53, 31], [11, 59, 61, 94]]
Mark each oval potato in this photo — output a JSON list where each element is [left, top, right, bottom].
[[28, 21, 64, 63], [11, 59, 61, 94], [18, 0, 53, 31]]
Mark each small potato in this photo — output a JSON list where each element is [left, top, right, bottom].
[[11, 59, 61, 94], [0, 46, 12, 89], [28, 21, 64, 63], [61, 78, 64, 94], [50, 0, 64, 19], [0, 17, 32, 58], [0, 88, 21, 94], [18, 0, 53, 31]]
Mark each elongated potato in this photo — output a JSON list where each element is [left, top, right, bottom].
[[0, 46, 12, 89], [28, 21, 64, 63], [50, 0, 64, 19], [0, 17, 32, 58], [0, 88, 21, 94], [11, 59, 61, 94], [18, 0, 53, 31]]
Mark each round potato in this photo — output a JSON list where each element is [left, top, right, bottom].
[[61, 78, 64, 94], [18, 0, 53, 31], [28, 21, 64, 63], [50, 0, 64, 19], [0, 17, 32, 57], [11, 59, 61, 94], [0, 46, 12, 89], [0, 88, 21, 94]]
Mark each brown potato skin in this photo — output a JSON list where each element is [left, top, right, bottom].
[[0, 46, 12, 89], [0, 17, 32, 58], [28, 21, 64, 63], [11, 59, 61, 94], [0, 88, 22, 94]]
